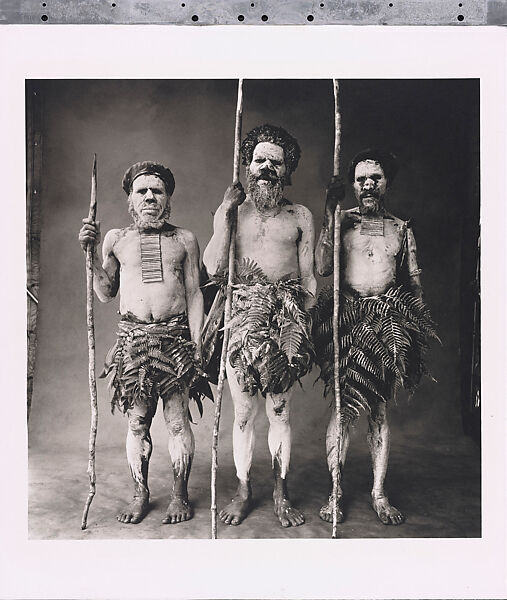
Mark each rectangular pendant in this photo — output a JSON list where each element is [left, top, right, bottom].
[[140, 232, 163, 283], [360, 215, 384, 236]]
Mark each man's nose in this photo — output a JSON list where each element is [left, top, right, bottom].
[[363, 178, 375, 189], [145, 189, 155, 200]]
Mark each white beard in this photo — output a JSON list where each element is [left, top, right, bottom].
[[359, 195, 384, 216], [247, 172, 284, 212], [129, 201, 171, 231]]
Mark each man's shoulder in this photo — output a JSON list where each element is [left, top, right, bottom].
[[287, 202, 314, 222], [172, 226, 199, 247], [384, 211, 408, 228], [104, 227, 132, 244]]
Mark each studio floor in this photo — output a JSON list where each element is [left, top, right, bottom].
[[29, 429, 481, 540]]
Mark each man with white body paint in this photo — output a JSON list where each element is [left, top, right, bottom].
[[204, 124, 316, 527], [313, 149, 437, 526], [79, 161, 208, 525]]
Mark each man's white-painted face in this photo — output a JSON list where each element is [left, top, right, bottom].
[[353, 160, 387, 207], [249, 142, 287, 183], [130, 174, 169, 220]]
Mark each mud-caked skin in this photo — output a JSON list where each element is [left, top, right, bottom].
[[79, 166, 203, 525], [204, 128, 317, 528], [315, 154, 424, 526]]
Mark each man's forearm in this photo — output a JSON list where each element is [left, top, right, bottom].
[[91, 251, 117, 302], [315, 210, 334, 277], [302, 275, 317, 311], [186, 291, 204, 358], [203, 207, 233, 276], [405, 227, 424, 300], [408, 273, 423, 300]]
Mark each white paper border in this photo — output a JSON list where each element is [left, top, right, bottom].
[[0, 25, 505, 600]]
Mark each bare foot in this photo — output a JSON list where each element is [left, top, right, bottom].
[[319, 496, 345, 523], [162, 496, 193, 524], [274, 498, 305, 528], [372, 496, 405, 525], [219, 495, 252, 526], [117, 494, 149, 524]]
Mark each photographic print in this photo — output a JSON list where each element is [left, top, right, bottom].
[[1, 25, 505, 600], [27, 77, 480, 540]]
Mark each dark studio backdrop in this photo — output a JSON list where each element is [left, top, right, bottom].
[[27, 78, 480, 538]]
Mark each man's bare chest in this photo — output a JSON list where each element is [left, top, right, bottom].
[[237, 211, 301, 248], [113, 230, 186, 270], [342, 222, 404, 259]]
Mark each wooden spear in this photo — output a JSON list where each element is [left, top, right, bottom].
[[211, 79, 243, 539], [331, 79, 343, 539], [81, 154, 98, 530]]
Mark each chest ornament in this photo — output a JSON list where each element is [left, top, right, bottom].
[[140, 232, 163, 283], [360, 215, 384, 237]]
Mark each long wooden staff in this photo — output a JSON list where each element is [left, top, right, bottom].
[[211, 79, 243, 539], [332, 79, 343, 539], [81, 154, 98, 530]]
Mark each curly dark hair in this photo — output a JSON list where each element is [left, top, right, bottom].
[[347, 149, 398, 186], [241, 124, 301, 185]]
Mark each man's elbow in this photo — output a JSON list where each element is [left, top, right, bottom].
[[97, 291, 115, 304], [315, 259, 332, 278], [202, 246, 217, 277], [203, 255, 224, 278], [302, 273, 317, 293], [96, 281, 118, 303]]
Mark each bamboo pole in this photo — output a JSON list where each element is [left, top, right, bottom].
[[332, 79, 343, 540], [211, 79, 243, 539], [81, 154, 98, 530]]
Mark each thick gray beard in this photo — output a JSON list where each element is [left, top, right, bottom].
[[128, 200, 171, 231], [359, 196, 384, 216], [247, 172, 284, 213]]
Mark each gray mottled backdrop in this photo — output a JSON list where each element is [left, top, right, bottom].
[[28, 79, 479, 533]]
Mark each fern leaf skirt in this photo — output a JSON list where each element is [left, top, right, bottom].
[[228, 279, 314, 397], [102, 313, 210, 415], [311, 286, 438, 420]]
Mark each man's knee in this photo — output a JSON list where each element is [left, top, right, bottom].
[[234, 399, 257, 432], [128, 413, 152, 437], [167, 415, 189, 438], [368, 402, 388, 428], [266, 395, 290, 424]]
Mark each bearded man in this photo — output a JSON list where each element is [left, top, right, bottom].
[[313, 149, 438, 526], [78, 161, 209, 525], [203, 124, 316, 528]]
